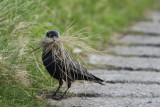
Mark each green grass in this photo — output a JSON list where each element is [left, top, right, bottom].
[[0, 0, 159, 106]]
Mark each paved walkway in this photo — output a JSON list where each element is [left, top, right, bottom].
[[49, 11, 160, 107]]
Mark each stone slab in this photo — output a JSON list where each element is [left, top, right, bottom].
[[88, 55, 160, 71], [131, 22, 160, 35], [119, 34, 160, 46], [88, 70, 160, 84], [112, 46, 160, 57], [49, 97, 160, 107], [69, 82, 160, 98]]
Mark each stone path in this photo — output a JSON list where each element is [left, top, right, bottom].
[[49, 11, 160, 107]]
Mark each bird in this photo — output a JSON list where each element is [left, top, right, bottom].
[[42, 30, 104, 100]]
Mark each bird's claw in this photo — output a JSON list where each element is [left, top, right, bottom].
[[52, 93, 57, 97], [52, 96, 61, 100], [52, 95, 67, 100], [52, 95, 63, 100]]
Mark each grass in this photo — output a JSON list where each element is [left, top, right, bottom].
[[0, 0, 159, 106]]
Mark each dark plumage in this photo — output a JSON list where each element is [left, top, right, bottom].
[[42, 30, 104, 100]]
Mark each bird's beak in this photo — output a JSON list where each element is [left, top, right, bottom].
[[53, 36, 57, 41]]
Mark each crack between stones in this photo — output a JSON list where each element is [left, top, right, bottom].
[[108, 52, 160, 58], [118, 43, 160, 47], [128, 31, 160, 36], [73, 93, 160, 99], [106, 65, 160, 72], [105, 80, 160, 85]]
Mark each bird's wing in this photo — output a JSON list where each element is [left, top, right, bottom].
[[68, 60, 104, 84], [55, 49, 104, 84], [62, 50, 101, 81]]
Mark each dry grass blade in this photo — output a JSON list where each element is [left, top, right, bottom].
[[39, 31, 103, 62]]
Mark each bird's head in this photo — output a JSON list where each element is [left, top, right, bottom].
[[45, 30, 60, 41]]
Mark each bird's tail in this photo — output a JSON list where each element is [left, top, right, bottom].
[[91, 74, 105, 85]]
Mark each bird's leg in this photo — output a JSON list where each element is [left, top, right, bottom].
[[59, 81, 71, 99], [52, 79, 63, 97]]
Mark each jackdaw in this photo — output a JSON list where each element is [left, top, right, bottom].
[[42, 30, 104, 100]]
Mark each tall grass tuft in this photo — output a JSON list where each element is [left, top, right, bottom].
[[0, 0, 47, 106]]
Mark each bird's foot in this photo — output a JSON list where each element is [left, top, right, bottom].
[[52, 95, 68, 100], [52, 93, 57, 97], [52, 95, 61, 100], [46, 94, 59, 99]]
